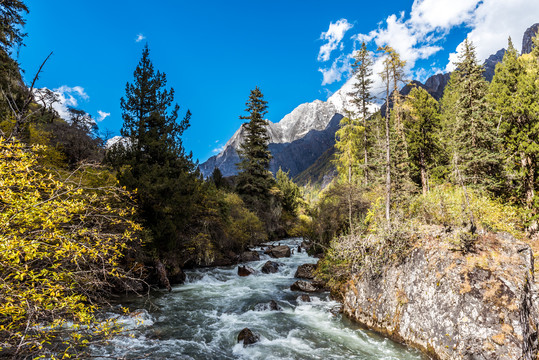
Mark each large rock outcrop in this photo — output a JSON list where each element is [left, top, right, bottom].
[[341, 231, 538, 359], [522, 23, 539, 55]]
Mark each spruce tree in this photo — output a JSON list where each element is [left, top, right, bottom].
[[447, 39, 502, 191], [348, 42, 374, 184], [115, 45, 198, 251], [404, 87, 441, 195], [489, 36, 539, 212], [0, 0, 28, 52], [236, 87, 274, 213]]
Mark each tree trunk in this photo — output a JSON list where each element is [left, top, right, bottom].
[[522, 154, 535, 211], [363, 98, 368, 186], [420, 147, 427, 196], [385, 100, 391, 223], [349, 164, 353, 235]]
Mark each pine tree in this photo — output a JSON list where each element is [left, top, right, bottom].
[[404, 87, 441, 195], [115, 45, 198, 250], [348, 42, 374, 184], [446, 39, 502, 191], [489, 36, 539, 213], [236, 87, 274, 213]]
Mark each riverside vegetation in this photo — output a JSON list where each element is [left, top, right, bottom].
[[1, 1, 539, 358]]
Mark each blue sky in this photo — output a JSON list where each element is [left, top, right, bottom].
[[19, 0, 539, 162]]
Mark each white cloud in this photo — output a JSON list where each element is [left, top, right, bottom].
[[135, 33, 146, 43], [212, 145, 225, 154], [409, 0, 480, 32], [34, 85, 90, 120], [321, 0, 539, 87], [318, 19, 353, 62], [463, 0, 539, 62], [97, 110, 110, 122], [318, 54, 353, 85]]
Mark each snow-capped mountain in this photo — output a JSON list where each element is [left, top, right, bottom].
[[199, 97, 351, 178]]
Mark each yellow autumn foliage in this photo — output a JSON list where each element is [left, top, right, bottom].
[[0, 138, 143, 358]]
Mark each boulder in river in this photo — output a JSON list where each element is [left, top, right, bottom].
[[237, 327, 260, 346], [238, 265, 255, 277], [299, 294, 311, 302], [295, 263, 316, 279], [261, 261, 280, 274], [270, 245, 291, 258], [290, 280, 323, 292], [240, 251, 260, 262], [254, 300, 282, 311]]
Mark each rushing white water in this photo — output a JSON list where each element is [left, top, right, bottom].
[[95, 238, 425, 359]]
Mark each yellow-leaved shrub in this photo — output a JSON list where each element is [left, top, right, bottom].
[[0, 138, 143, 358]]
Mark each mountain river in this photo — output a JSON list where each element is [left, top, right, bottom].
[[94, 238, 425, 359]]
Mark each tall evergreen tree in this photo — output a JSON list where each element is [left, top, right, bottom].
[[236, 87, 274, 212], [404, 87, 441, 195], [489, 36, 539, 213], [348, 42, 374, 184], [114, 45, 198, 251], [0, 0, 28, 52], [445, 39, 502, 191]]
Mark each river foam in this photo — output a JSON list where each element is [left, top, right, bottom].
[[93, 238, 425, 359]]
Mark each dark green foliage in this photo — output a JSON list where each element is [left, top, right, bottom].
[[349, 42, 374, 183], [0, 0, 28, 52], [404, 87, 441, 195], [236, 87, 275, 212], [443, 39, 503, 191], [113, 45, 198, 251], [276, 167, 302, 216], [488, 37, 539, 212], [210, 167, 230, 190]]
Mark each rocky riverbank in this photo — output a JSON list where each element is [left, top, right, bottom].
[[338, 228, 539, 359]]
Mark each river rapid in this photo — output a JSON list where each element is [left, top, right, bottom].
[[95, 238, 425, 359]]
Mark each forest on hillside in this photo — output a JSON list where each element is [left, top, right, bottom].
[[1, 0, 538, 358]]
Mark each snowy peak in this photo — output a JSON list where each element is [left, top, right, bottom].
[[218, 99, 338, 155], [273, 100, 337, 143]]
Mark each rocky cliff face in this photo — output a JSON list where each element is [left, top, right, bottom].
[[483, 48, 506, 82], [522, 23, 539, 55], [341, 230, 538, 359]]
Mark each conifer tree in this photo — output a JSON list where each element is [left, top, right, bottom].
[[489, 36, 539, 212], [236, 87, 274, 212], [404, 87, 441, 195], [348, 42, 374, 184], [0, 0, 28, 52], [446, 39, 502, 191], [115, 45, 198, 251]]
